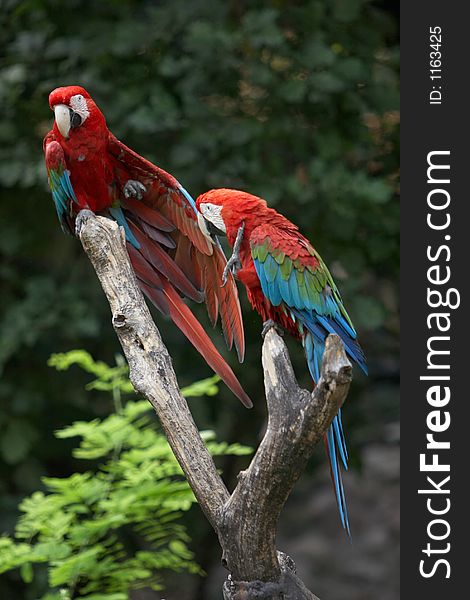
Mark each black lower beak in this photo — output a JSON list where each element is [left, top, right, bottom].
[[206, 219, 226, 238], [69, 109, 82, 129]]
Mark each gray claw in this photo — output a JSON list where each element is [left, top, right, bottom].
[[123, 180, 147, 200], [75, 209, 95, 237], [222, 254, 241, 287], [221, 222, 245, 286]]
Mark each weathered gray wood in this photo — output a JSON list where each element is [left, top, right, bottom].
[[76, 210, 229, 530], [77, 210, 353, 600], [219, 328, 352, 589]]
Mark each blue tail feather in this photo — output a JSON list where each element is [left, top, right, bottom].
[[109, 206, 141, 249], [333, 414, 348, 469], [296, 308, 367, 376], [315, 313, 367, 375], [335, 408, 348, 464], [326, 427, 350, 535], [302, 322, 354, 535]]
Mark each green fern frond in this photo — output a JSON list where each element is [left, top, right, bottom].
[[1, 350, 252, 597]]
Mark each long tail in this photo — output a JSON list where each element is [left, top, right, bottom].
[[324, 423, 350, 534], [303, 330, 355, 535], [128, 246, 252, 408], [142, 278, 252, 408]]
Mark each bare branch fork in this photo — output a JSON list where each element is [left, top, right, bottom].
[[76, 211, 353, 600]]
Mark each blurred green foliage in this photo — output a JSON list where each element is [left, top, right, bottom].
[[0, 0, 398, 597], [0, 351, 251, 598]]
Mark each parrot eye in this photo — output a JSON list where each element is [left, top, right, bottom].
[[69, 93, 90, 125], [70, 110, 83, 129]]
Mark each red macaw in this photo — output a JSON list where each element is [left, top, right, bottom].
[[196, 188, 367, 533], [43, 86, 251, 408]]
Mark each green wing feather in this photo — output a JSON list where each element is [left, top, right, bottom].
[[250, 229, 356, 337], [44, 140, 78, 234]]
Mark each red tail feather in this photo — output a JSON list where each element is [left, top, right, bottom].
[[122, 195, 174, 231], [173, 235, 202, 291], [198, 245, 245, 362], [161, 280, 252, 408], [138, 219, 176, 249], [213, 246, 245, 361], [128, 221, 203, 303], [138, 279, 169, 314], [127, 245, 164, 289]]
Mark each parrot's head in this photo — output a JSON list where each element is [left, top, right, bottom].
[[196, 189, 268, 245], [49, 86, 106, 141]]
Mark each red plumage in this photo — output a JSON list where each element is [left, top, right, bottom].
[[44, 87, 250, 408], [197, 189, 366, 533], [197, 189, 302, 336]]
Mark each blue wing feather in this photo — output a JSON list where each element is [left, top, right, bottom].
[[179, 185, 198, 214], [108, 206, 141, 249], [263, 254, 279, 283], [251, 233, 367, 535], [48, 167, 78, 234]]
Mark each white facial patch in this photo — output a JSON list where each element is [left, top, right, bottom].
[[69, 94, 90, 122], [199, 203, 226, 233]]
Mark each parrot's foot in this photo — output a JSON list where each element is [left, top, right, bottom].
[[221, 222, 245, 286], [123, 180, 146, 200], [261, 319, 284, 339], [222, 252, 242, 286], [75, 209, 95, 237]]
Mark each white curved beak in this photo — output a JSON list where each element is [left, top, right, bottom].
[[197, 211, 215, 244], [54, 104, 71, 139]]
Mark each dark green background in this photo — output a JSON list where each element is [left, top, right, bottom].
[[0, 1, 399, 598]]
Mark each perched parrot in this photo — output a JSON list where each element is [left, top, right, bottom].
[[43, 86, 251, 408], [196, 188, 367, 533]]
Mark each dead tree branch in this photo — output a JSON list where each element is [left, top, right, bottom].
[[77, 210, 352, 600]]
